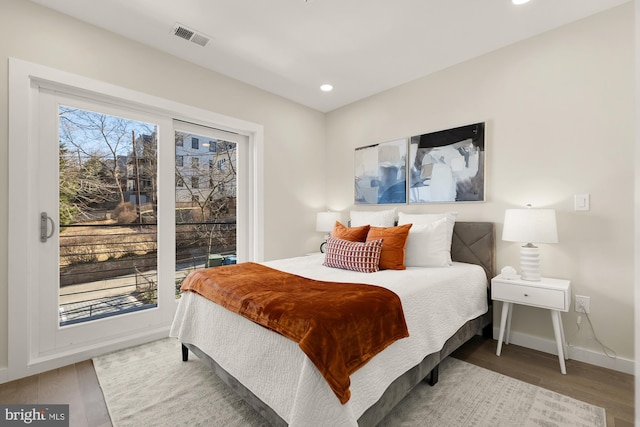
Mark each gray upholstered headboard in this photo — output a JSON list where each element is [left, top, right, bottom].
[[450, 222, 495, 283]]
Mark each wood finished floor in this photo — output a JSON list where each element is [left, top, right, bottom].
[[451, 336, 635, 427], [0, 336, 633, 427]]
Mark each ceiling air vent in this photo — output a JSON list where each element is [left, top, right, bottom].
[[172, 23, 211, 47]]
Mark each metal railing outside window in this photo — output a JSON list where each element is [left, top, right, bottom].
[[59, 220, 236, 326]]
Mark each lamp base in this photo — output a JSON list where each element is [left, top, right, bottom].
[[320, 233, 330, 253], [520, 244, 541, 281]]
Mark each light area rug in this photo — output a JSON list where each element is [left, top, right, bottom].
[[93, 338, 606, 427]]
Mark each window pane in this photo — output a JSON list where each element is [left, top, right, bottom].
[[175, 130, 237, 298], [58, 105, 158, 326]]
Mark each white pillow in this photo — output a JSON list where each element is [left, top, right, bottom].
[[350, 208, 397, 227], [397, 211, 458, 265], [404, 219, 450, 267]]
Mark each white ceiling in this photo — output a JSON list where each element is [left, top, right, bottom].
[[30, 0, 629, 112]]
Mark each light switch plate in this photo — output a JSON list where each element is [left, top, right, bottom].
[[574, 194, 590, 211]]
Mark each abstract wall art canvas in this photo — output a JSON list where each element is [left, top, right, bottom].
[[408, 122, 485, 203], [354, 138, 407, 205]]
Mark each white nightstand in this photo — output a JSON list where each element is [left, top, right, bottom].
[[491, 275, 571, 374]]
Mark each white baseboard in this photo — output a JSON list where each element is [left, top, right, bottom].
[[492, 327, 634, 375], [0, 367, 7, 384]]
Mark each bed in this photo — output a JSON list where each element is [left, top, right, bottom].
[[170, 221, 495, 426]]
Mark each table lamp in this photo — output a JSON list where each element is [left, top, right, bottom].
[[502, 206, 558, 281], [316, 211, 342, 253]]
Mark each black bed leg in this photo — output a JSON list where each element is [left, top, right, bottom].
[[181, 344, 189, 362], [428, 365, 439, 386], [482, 323, 493, 339]]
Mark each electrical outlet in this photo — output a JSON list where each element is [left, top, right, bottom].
[[575, 295, 590, 313]]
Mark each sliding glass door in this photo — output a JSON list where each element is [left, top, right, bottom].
[[35, 91, 167, 356], [8, 58, 260, 380]]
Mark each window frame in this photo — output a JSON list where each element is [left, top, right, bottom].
[[7, 57, 264, 381]]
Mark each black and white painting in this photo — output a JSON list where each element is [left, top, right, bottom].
[[355, 138, 407, 205], [408, 122, 485, 203]]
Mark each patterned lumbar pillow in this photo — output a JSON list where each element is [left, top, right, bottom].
[[323, 236, 383, 273]]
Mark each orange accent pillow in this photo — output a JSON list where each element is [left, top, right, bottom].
[[332, 221, 370, 242], [366, 224, 412, 270]]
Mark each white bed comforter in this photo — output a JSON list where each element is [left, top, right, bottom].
[[170, 254, 488, 427]]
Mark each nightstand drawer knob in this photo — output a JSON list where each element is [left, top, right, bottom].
[[524, 294, 528, 297]]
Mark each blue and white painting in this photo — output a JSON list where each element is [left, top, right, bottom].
[[408, 123, 485, 203], [354, 138, 407, 205]]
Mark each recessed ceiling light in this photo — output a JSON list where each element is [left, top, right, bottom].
[[512, 0, 530, 4], [320, 84, 333, 92]]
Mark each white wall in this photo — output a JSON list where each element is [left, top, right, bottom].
[[634, 0, 639, 421], [0, 0, 326, 370], [326, 4, 635, 370]]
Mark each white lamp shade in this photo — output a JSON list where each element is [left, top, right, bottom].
[[502, 208, 558, 244], [316, 211, 342, 233]]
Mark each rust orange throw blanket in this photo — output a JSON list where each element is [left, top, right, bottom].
[[180, 262, 409, 404]]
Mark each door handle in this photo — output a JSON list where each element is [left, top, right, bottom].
[[40, 212, 55, 243]]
